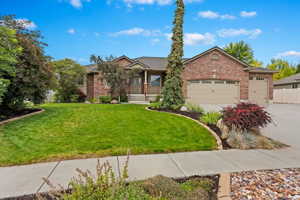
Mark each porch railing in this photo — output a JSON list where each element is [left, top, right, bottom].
[[148, 86, 161, 94]]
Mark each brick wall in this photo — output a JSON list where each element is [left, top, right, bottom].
[[182, 49, 250, 100]]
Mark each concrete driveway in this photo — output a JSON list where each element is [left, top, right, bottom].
[[263, 104, 300, 149]]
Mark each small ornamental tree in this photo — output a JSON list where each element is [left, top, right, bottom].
[[90, 55, 142, 100], [222, 103, 272, 131], [161, 0, 185, 109]]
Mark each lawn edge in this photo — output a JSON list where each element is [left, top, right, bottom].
[[0, 109, 45, 126], [145, 107, 223, 150]]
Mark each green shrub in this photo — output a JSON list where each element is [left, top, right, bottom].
[[38, 155, 154, 200], [99, 96, 111, 104], [150, 102, 162, 109], [185, 103, 204, 113], [200, 112, 222, 125], [88, 98, 97, 104], [120, 95, 128, 103], [70, 95, 79, 103]]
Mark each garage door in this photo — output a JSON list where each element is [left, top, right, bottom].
[[187, 80, 240, 104], [249, 77, 268, 105]]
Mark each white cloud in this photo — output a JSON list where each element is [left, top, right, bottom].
[[198, 10, 235, 20], [111, 27, 161, 36], [220, 14, 236, 20], [240, 11, 257, 17], [16, 19, 37, 29], [68, 0, 91, 8], [165, 32, 215, 46], [198, 10, 219, 19], [184, 33, 215, 45], [68, 28, 76, 34], [277, 51, 300, 58], [217, 28, 262, 39]]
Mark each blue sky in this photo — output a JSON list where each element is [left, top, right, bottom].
[[1, 0, 300, 66]]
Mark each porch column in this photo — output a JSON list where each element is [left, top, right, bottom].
[[144, 70, 148, 96]]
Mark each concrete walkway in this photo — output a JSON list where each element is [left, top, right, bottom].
[[1, 104, 300, 199]]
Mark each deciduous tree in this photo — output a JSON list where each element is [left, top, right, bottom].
[[52, 59, 86, 102], [0, 15, 54, 115], [267, 59, 296, 80]]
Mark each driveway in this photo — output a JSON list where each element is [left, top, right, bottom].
[[263, 103, 300, 149]]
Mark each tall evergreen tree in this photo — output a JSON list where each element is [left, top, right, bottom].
[[161, 0, 185, 109]]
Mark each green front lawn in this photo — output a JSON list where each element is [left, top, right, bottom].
[[0, 103, 217, 166]]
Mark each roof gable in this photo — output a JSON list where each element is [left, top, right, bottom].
[[183, 46, 251, 68]]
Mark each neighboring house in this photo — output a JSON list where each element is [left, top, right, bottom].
[[274, 73, 300, 89], [273, 73, 300, 104], [85, 46, 276, 105]]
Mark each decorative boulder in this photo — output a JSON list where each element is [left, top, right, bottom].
[[111, 99, 119, 104], [216, 119, 230, 139], [180, 106, 188, 111]]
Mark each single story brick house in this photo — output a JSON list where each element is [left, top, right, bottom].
[[83, 46, 276, 105], [274, 73, 300, 89]]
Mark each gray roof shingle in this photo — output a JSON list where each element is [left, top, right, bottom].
[[274, 73, 300, 85]]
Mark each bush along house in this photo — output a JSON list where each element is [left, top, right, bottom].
[[84, 46, 277, 105]]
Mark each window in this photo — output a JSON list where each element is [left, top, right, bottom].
[[149, 75, 161, 86], [226, 80, 236, 84], [256, 77, 265, 80], [189, 80, 200, 83], [292, 83, 298, 89], [215, 80, 225, 84], [201, 80, 212, 84]]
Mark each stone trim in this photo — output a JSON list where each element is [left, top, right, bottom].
[[0, 109, 45, 126], [217, 173, 232, 200], [145, 107, 223, 150]]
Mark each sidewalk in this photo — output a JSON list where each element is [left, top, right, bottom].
[[1, 148, 300, 199]]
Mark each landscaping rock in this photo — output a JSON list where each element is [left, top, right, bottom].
[[231, 168, 300, 199], [226, 128, 286, 150], [216, 119, 230, 139], [180, 106, 188, 111], [111, 99, 119, 104]]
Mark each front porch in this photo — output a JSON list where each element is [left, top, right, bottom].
[[128, 70, 165, 102]]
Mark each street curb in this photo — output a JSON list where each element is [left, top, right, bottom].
[[0, 109, 45, 126], [145, 107, 223, 150], [217, 173, 232, 200]]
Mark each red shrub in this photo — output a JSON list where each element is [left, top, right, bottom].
[[221, 103, 272, 131]]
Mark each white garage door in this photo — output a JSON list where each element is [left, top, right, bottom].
[[187, 80, 240, 104], [249, 77, 268, 105]]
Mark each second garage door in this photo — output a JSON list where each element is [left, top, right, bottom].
[[187, 80, 240, 104]]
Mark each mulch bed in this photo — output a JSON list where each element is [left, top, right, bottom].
[[152, 107, 202, 120], [231, 168, 300, 200], [149, 107, 231, 150], [0, 108, 42, 122]]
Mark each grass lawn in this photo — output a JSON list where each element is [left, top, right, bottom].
[[0, 103, 217, 166]]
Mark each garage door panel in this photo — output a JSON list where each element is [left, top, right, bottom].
[[187, 80, 240, 104]]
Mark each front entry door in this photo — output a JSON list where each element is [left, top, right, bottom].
[[130, 77, 142, 94]]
